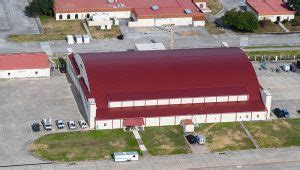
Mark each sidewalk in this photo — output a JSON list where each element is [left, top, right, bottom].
[[132, 130, 149, 156]]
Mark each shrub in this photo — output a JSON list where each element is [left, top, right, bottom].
[[282, 19, 289, 24], [222, 9, 259, 32], [290, 19, 297, 26], [25, 0, 54, 17]]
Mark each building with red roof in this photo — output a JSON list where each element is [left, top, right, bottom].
[[67, 48, 272, 129], [247, 0, 295, 22], [0, 53, 50, 79], [54, 0, 208, 27]]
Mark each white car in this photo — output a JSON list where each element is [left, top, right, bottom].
[[67, 121, 76, 130], [42, 118, 52, 131], [78, 120, 88, 129]]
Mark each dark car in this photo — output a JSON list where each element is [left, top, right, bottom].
[[273, 108, 284, 118], [31, 123, 40, 132], [117, 34, 124, 40], [186, 135, 197, 144], [282, 109, 290, 118]]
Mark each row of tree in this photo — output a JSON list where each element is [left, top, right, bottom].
[[25, 0, 54, 17]]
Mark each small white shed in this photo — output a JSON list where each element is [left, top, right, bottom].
[[82, 35, 90, 44], [66, 35, 74, 44], [113, 151, 139, 162], [75, 35, 83, 44], [180, 119, 194, 133]]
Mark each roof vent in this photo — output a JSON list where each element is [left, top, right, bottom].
[[184, 9, 192, 14], [151, 5, 159, 11], [107, 0, 115, 3]]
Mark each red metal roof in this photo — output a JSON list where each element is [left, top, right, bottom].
[[246, 0, 295, 15], [68, 48, 266, 120], [54, 0, 204, 19], [123, 118, 145, 126], [0, 53, 49, 70]]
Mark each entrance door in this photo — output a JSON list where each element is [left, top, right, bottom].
[[276, 16, 280, 22]]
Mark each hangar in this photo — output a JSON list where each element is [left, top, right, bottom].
[[0, 53, 50, 79], [54, 0, 208, 27], [67, 48, 272, 130]]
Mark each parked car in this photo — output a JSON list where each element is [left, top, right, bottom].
[[78, 120, 88, 129], [186, 134, 197, 144], [56, 120, 64, 129], [31, 123, 40, 132], [42, 118, 52, 131], [67, 121, 76, 130], [117, 34, 124, 40], [273, 108, 290, 118], [282, 109, 290, 118], [290, 64, 297, 72]]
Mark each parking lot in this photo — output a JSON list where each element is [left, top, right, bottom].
[[253, 61, 300, 118], [0, 74, 84, 166]]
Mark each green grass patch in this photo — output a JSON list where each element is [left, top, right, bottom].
[[195, 122, 255, 152], [31, 130, 141, 162], [8, 16, 86, 43], [205, 21, 225, 34], [89, 25, 121, 39], [139, 126, 191, 155], [254, 21, 284, 33], [246, 50, 300, 58], [244, 119, 300, 148]]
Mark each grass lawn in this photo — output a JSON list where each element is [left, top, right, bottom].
[[284, 16, 300, 32], [89, 25, 121, 39], [8, 16, 86, 43], [207, 0, 223, 15], [254, 22, 284, 33], [205, 21, 225, 34], [31, 130, 140, 162], [244, 119, 300, 148], [246, 50, 300, 58], [139, 126, 191, 155], [195, 122, 255, 152]]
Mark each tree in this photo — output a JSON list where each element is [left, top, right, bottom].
[[222, 9, 259, 32], [25, 0, 54, 17], [287, 0, 300, 13]]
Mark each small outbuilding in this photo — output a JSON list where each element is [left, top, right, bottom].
[[0, 53, 50, 79], [180, 119, 195, 133], [113, 151, 139, 162]]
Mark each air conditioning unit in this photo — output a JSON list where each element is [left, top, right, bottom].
[[151, 5, 159, 11], [184, 9, 192, 14]]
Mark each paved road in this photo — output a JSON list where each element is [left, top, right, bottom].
[[0, 0, 10, 30], [1, 147, 300, 169]]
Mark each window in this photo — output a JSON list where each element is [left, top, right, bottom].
[[246, 115, 249, 118], [104, 123, 107, 126], [35, 71, 38, 75], [86, 14, 90, 18], [59, 14, 62, 20], [8, 73, 10, 76], [67, 14, 70, 19], [257, 115, 259, 118], [75, 14, 78, 19]]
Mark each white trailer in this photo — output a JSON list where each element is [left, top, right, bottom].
[[113, 151, 139, 162], [75, 35, 83, 44], [66, 35, 74, 44]]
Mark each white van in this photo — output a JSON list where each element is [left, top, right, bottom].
[[113, 151, 139, 162]]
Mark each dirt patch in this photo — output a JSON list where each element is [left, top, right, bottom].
[[281, 120, 292, 129], [176, 31, 201, 36], [272, 124, 281, 131], [109, 140, 126, 148], [30, 144, 48, 151]]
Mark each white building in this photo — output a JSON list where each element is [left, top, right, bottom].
[[247, 0, 295, 22], [0, 53, 50, 79], [54, 0, 207, 27]]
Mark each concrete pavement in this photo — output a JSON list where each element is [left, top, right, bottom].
[[1, 147, 300, 169]]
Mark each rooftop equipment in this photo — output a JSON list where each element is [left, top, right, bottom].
[[184, 9, 192, 14], [151, 5, 159, 10]]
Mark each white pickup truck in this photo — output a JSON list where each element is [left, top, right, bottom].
[[42, 118, 52, 131]]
